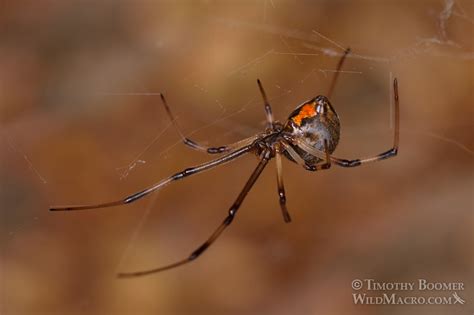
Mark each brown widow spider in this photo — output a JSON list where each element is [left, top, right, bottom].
[[50, 48, 399, 278]]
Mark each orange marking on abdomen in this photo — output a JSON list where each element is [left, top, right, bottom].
[[291, 103, 316, 126]]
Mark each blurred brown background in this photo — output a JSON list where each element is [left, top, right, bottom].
[[1, 1, 473, 315]]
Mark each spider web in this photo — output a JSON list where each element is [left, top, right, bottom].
[[109, 0, 473, 276], [114, 0, 472, 182], [1, 1, 473, 314]]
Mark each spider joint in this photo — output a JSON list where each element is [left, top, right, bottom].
[[339, 159, 361, 167]]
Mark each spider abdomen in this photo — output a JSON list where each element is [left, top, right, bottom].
[[284, 96, 340, 165]]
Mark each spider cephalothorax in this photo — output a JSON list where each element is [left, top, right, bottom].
[[50, 48, 399, 277]]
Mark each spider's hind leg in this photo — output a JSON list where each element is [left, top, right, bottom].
[[327, 47, 351, 99], [281, 140, 332, 172], [305, 140, 332, 171], [293, 78, 400, 168]]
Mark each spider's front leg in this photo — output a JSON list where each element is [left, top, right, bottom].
[[161, 78, 276, 156], [160, 93, 259, 154], [117, 149, 272, 277], [50, 144, 254, 211]]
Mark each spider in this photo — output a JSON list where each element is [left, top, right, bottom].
[[50, 48, 399, 278]]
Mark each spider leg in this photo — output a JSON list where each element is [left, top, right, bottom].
[[160, 93, 259, 154], [275, 148, 291, 223], [295, 78, 399, 168], [327, 47, 351, 99], [281, 140, 331, 171], [117, 149, 272, 277], [271, 140, 332, 222], [256, 79, 274, 127], [49, 144, 255, 211]]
